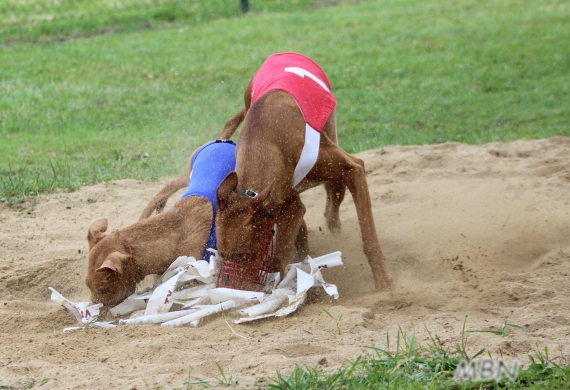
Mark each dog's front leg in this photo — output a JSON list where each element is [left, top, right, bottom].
[[273, 194, 307, 276], [294, 218, 310, 261], [341, 153, 394, 290], [313, 142, 394, 291]]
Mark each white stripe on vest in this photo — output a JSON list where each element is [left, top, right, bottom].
[[293, 123, 320, 187]]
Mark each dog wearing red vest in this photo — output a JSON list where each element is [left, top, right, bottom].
[[216, 53, 394, 290]]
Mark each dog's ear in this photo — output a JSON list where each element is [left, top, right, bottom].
[[87, 218, 108, 251], [96, 252, 129, 274], [217, 171, 238, 211], [252, 179, 274, 209]]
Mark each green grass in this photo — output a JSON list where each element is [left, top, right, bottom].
[[266, 340, 569, 389], [1, 0, 569, 203], [0, 0, 319, 43], [173, 325, 570, 389], [262, 320, 570, 389]]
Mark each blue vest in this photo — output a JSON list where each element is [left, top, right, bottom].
[[181, 140, 236, 260]]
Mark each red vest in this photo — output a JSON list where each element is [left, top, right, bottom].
[[251, 53, 337, 132]]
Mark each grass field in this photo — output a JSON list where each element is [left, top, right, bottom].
[[1, 1, 570, 387], [0, 0, 319, 42], [0, 0, 232, 43], [1, 0, 569, 203]]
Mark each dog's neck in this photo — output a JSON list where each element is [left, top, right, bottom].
[[117, 196, 213, 282], [235, 92, 309, 210]]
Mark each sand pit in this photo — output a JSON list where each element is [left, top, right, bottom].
[[1, 137, 569, 389]]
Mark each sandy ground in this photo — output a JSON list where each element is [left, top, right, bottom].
[[1, 137, 569, 389]]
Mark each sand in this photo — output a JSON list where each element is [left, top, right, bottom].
[[1, 137, 569, 389]]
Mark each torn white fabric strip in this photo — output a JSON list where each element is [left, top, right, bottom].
[[182, 296, 209, 308], [83, 320, 116, 329], [173, 283, 216, 300], [144, 271, 184, 315], [295, 268, 316, 298], [179, 260, 213, 279], [63, 327, 82, 333], [208, 288, 265, 304], [277, 265, 297, 289], [110, 297, 146, 317], [237, 295, 288, 317], [51, 251, 343, 331], [49, 287, 116, 331], [289, 251, 343, 274], [233, 254, 343, 323], [234, 293, 307, 324], [62, 320, 116, 332], [161, 299, 245, 328], [119, 309, 199, 325], [311, 251, 343, 269], [49, 287, 101, 322], [155, 255, 193, 285]]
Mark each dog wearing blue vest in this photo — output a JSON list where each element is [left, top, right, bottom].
[[85, 111, 245, 308]]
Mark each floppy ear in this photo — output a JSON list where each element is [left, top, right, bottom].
[[216, 171, 238, 211], [87, 218, 108, 251], [96, 252, 130, 274]]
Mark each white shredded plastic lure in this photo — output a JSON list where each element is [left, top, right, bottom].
[[49, 251, 343, 331]]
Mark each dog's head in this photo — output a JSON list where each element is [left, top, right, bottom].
[[85, 218, 138, 307], [215, 171, 275, 265]]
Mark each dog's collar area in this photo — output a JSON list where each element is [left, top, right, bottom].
[[234, 189, 258, 198], [214, 139, 236, 145]]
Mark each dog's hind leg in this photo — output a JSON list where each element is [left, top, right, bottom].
[[324, 180, 346, 233], [320, 110, 346, 232]]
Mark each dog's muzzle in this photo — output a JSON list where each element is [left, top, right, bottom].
[[217, 216, 275, 292]]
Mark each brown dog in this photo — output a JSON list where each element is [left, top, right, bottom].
[[85, 110, 244, 307], [216, 53, 394, 290]]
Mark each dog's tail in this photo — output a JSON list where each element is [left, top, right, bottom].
[[139, 147, 198, 220], [216, 108, 245, 140], [138, 172, 189, 221], [139, 108, 245, 221]]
